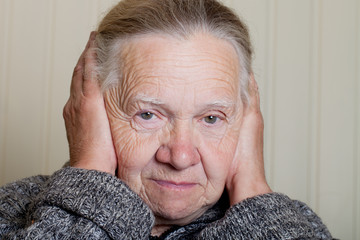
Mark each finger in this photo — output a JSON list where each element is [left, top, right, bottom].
[[83, 31, 100, 97], [245, 73, 259, 113], [70, 32, 94, 96], [251, 74, 260, 112], [250, 74, 264, 130]]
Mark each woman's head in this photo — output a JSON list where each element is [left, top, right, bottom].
[[96, 0, 253, 103], [98, 0, 252, 232]]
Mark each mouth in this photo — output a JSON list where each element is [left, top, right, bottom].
[[153, 180, 197, 190]]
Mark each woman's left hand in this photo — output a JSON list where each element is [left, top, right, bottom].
[[226, 74, 272, 205]]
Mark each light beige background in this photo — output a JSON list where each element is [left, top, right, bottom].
[[0, 0, 359, 239]]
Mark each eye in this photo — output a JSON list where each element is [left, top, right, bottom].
[[140, 112, 154, 120], [203, 115, 218, 124], [132, 110, 164, 131]]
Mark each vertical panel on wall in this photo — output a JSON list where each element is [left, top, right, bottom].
[[230, 0, 271, 183], [264, 0, 277, 187], [308, 0, 322, 211], [2, 0, 52, 184], [356, 1, 360, 238], [318, 0, 357, 238], [39, 0, 55, 175], [0, 0, 11, 186], [90, 0, 98, 29], [271, 0, 312, 202], [47, 0, 99, 174]]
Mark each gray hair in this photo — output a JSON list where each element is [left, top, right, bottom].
[[96, 0, 253, 103]]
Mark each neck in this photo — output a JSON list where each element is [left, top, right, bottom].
[[151, 204, 215, 236], [151, 224, 171, 237]]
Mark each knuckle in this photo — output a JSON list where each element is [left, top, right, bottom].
[[73, 65, 83, 76], [63, 102, 70, 119], [73, 97, 90, 114]]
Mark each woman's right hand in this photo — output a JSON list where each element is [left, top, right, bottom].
[[63, 32, 117, 175]]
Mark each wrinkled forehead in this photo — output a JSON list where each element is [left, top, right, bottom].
[[118, 33, 241, 102]]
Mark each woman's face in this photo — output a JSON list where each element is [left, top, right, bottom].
[[105, 33, 243, 225]]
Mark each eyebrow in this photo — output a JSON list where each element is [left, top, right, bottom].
[[131, 94, 166, 106], [203, 100, 235, 109], [131, 94, 235, 110]]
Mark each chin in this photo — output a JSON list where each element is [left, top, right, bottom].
[[151, 199, 212, 226]]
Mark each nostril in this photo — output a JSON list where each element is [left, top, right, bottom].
[[155, 145, 171, 164], [156, 123, 200, 169], [155, 142, 200, 170], [168, 143, 200, 170]]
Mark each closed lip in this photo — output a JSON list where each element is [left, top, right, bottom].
[[153, 179, 197, 189]]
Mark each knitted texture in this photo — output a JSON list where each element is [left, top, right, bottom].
[[0, 167, 332, 239]]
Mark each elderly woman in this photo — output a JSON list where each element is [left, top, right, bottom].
[[0, 0, 332, 239]]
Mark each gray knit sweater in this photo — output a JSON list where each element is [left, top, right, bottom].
[[0, 167, 332, 239]]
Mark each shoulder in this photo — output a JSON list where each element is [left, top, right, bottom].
[[192, 193, 333, 239], [1, 175, 50, 217], [1, 175, 49, 200], [0, 175, 50, 237]]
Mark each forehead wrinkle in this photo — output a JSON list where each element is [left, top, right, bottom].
[[120, 35, 239, 84], [194, 88, 237, 109], [122, 61, 238, 89], [120, 71, 238, 115], [118, 67, 163, 113], [196, 82, 237, 100], [187, 51, 239, 74], [118, 34, 241, 112]]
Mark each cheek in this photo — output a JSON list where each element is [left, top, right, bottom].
[[107, 115, 162, 178], [199, 128, 238, 184]]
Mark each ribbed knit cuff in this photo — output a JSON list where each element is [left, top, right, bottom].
[[42, 167, 154, 239], [224, 193, 320, 239]]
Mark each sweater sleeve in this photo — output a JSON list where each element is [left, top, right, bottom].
[[197, 193, 332, 239], [0, 167, 155, 240], [0, 175, 49, 237]]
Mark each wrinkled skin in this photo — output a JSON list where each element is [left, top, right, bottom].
[[64, 32, 271, 236], [104, 33, 242, 229]]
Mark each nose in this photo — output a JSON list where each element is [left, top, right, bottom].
[[155, 122, 200, 170]]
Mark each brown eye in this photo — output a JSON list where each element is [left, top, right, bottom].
[[204, 115, 218, 124], [140, 112, 154, 120]]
